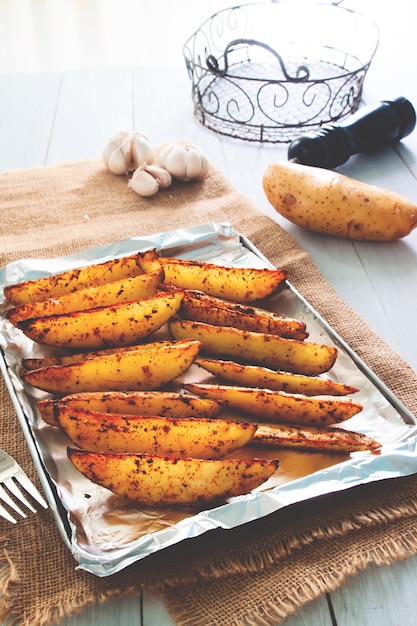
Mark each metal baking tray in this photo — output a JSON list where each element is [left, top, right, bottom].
[[1, 222, 417, 577]]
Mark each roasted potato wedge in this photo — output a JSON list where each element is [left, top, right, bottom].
[[6, 270, 163, 325], [179, 290, 308, 340], [21, 339, 201, 394], [18, 291, 184, 349], [4, 252, 146, 306], [253, 423, 381, 454], [55, 406, 257, 458], [68, 449, 279, 506], [38, 391, 225, 426], [138, 250, 287, 302], [169, 318, 337, 376], [195, 358, 358, 396], [184, 383, 362, 426]]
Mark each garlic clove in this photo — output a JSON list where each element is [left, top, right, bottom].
[[144, 164, 172, 188], [131, 132, 155, 169], [158, 142, 209, 181], [128, 167, 160, 197], [185, 147, 209, 180], [103, 130, 155, 175]]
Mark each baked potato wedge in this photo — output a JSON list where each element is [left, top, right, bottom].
[[4, 251, 146, 306], [184, 383, 362, 426], [169, 318, 337, 376], [138, 250, 287, 302], [68, 449, 279, 506], [55, 406, 257, 458], [7, 270, 163, 325], [195, 358, 358, 396], [253, 423, 381, 454], [38, 391, 224, 426], [17, 290, 184, 349], [21, 339, 201, 394], [180, 290, 308, 340]]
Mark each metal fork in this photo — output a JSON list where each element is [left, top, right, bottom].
[[0, 449, 48, 524]]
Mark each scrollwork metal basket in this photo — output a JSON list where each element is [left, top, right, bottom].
[[183, 1, 379, 143]]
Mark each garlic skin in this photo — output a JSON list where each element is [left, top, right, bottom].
[[158, 143, 209, 181], [103, 131, 155, 175]]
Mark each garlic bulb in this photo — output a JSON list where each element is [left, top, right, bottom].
[[158, 143, 209, 181], [103, 131, 155, 175], [128, 164, 172, 197]]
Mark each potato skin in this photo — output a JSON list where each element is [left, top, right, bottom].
[[263, 161, 417, 241]]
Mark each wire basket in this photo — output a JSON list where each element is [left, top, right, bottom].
[[183, 1, 379, 143]]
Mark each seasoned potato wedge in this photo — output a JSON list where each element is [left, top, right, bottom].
[[180, 290, 308, 340], [7, 270, 163, 325], [184, 383, 362, 426], [4, 252, 146, 306], [169, 318, 337, 376], [18, 291, 184, 349], [138, 250, 287, 302], [68, 449, 279, 506], [21, 339, 201, 394], [55, 406, 257, 458], [38, 391, 224, 426], [195, 358, 358, 396], [253, 423, 381, 454]]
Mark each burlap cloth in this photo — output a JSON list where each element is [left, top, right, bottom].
[[1, 159, 417, 626]]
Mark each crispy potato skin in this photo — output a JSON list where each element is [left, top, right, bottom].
[[169, 318, 337, 376], [7, 270, 163, 325], [17, 291, 184, 349], [38, 392, 224, 426], [68, 449, 279, 506], [263, 161, 417, 241], [184, 383, 362, 426], [3, 252, 146, 305], [253, 423, 380, 454], [180, 290, 308, 340], [195, 358, 358, 396], [21, 339, 201, 394], [140, 252, 287, 302], [55, 406, 257, 458]]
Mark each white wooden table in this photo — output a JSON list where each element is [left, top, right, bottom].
[[1, 1, 417, 624]]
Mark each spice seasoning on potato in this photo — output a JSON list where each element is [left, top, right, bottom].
[[262, 160, 417, 241]]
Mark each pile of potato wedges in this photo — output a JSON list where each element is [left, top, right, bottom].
[[3, 249, 380, 508]]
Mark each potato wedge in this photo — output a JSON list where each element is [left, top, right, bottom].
[[68, 449, 279, 506], [253, 423, 381, 454], [180, 290, 308, 340], [38, 391, 224, 426], [18, 291, 184, 349], [263, 160, 417, 241], [6, 270, 163, 325], [138, 250, 287, 302], [195, 358, 358, 396], [55, 406, 257, 458], [169, 318, 337, 376], [21, 339, 201, 394], [184, 383, 362, 426], [4, 252, 146, 306]]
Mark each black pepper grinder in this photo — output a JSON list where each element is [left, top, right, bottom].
[[287, 96, 416, 169]]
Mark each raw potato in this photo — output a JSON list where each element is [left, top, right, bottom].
[[195, 358, 358, 396], [55, 406, 257, 458], [138, 249, 287, 302], [21, 339, 201, 394], [38, 391, 225, 426], [169, 318, 337, 376], [184, 383, 362, 426], [7, 270, 163, 324], [3, 252, 146, 305], [253, 423, 381, 454], [68, 449, 279, 506], [180, 290, 308, 340], [17, 291, 184, 349], [263, 160, 417, 241]]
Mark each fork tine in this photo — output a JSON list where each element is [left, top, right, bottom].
[[2, 477, 36, 514], [15, 470, 48, 509], [0, 501, 17, 524], [0, 483, 27, 517]]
